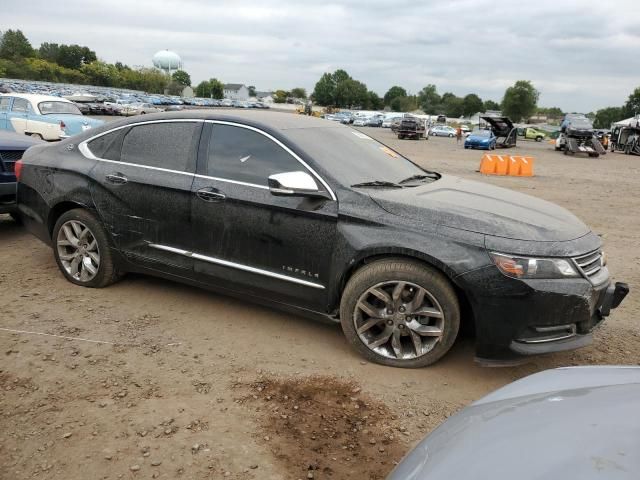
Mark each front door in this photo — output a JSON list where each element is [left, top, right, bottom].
[[87, 120, 203, 274], [9, 97, 29, 134], [190, 122, 338, 312]]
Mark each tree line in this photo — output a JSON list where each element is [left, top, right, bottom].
[[0, 29, 185, 94]]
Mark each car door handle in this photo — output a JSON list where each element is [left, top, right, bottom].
[[196, 188, 226, 202], [105, 173, 128, 184]]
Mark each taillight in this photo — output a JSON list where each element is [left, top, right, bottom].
[[59, 120, 66, 131], [14, 160, 23, 181]]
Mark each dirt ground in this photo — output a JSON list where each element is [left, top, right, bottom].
[[1, 124, 639, 480]]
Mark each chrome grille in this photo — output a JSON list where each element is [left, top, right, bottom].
[[0, 150, 23, 173], [573, 250, 603, 277]]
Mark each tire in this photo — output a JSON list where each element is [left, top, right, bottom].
[[52, 209, 122, 288], [29, 133, 43, 140], [9, 212, 22, 223], [398, 134, 404, 139], [448, 133, 454, 137], [535, 136, 543, 142], [339, 258, 460, 368]]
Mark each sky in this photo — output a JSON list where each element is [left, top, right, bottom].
[[4, 0, 640, 112]]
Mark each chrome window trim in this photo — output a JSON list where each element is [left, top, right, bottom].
[[205, 120, 337, 201], [77, 118, 337, 201], [148, 243, 325, 290]]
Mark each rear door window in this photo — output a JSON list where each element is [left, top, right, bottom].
[[120, 122, 201, 172], [11, 98, 29, 113], [0, 97, 11, 112], [87, 128, 128, 161], [207, 124, 304, 186]]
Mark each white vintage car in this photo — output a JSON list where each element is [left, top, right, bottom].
[[0, 94, 103, 140]]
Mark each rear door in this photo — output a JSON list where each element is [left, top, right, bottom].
[[0, 97, 11, 130], [86, 120, 203, 274], [189, 122, 338, 311]]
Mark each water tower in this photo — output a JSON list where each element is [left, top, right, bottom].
[[152, 50, 182, 76]]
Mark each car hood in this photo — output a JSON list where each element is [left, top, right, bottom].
[[0, 130, 42, 149], [387, 367, 640, 480], [368, 175, 590, 241], [466, 134, 491, 142]]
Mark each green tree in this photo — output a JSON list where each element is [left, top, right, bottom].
[[291, 87, 307, 99], [335, 79, 367, 108], [383, 86, 407, 106], [483, 99, 500, 111], [248, 85, 256, 97], [195, 78, 223, 98], [623, 87, 640, 117], [594, 107, 623, 129], [365, 90, 383, 110], [38, 42, 60, 62], [171, 69, 191, 86], [332, 69, 350, 84], [55, 44, 96, 69], [79, 61, 119, 86], [440, 92, 463, 117], [0, 29, 35, 60], [312, 72, 336, 106], [273, 90, 289, 103], [501, 80, 539, 122], [417, 84, 441, 114], [461, 93, 484, 117]]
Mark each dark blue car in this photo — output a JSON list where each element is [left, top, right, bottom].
[[464, 129, 496, 150], [0, 131, 40, 218]]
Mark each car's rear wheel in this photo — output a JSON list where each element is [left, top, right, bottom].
[[340, 258, 460, 368], [29, 133, 43, 140], [52, 209, 122, 288]]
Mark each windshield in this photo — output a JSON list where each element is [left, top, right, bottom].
[[38, 101, 82, 115], [472, 129, 492, 137], [282, 126, 431, 185], [570, 118, 592, 128]]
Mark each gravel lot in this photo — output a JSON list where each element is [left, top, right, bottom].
[[1, 122, 639, 480]]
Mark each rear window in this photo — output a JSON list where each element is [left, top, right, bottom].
[[282, 126, 427, 185], [38, 101, 81, 115]]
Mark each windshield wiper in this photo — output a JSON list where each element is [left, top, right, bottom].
[[351, 180, 403, 188], [398, 173, 440, 184]]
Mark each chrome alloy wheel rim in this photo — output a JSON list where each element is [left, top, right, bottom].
[[353, 281, 445, 360], [56, 220, 100, 282]]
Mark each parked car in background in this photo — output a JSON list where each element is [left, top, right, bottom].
[[429, 125, 456, 137], [74, 102, 90, 115], [0, 94, 103, 140], [353, 116, 369, 126], [366, 114, 384, 127], [121, 103, 163, 116], [382, 116, 402, 128], [0, 131, 41, 220], [464, 128, 496, 149], [17, 111, 626, 367], [388, 366, 640, 480]]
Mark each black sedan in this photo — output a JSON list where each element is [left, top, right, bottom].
[[15, 111, 628, 367]]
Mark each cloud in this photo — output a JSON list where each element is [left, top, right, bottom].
[[4, 0, 640, 111]]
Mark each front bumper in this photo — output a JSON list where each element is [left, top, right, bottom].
[[457, 266, 629, 363], [0, 181, 17, 214]]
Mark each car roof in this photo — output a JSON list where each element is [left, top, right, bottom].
[[0, 93, 73, 104], [82, 110, 342, 136]]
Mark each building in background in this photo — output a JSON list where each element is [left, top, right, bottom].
[[223, 84, 249, 101]]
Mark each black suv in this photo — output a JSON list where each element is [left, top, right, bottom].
[[16, 111, 628, 367], [0, 131, 40, 219]]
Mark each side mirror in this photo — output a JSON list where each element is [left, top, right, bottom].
[[268, 171, 331, 199]]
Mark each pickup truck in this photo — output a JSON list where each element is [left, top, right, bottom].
[[0, 131, 40, 219], [517, 127, 547, 142]]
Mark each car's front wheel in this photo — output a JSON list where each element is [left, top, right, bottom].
[[52, 209, 122, 288], [340, 258, 460, 368]]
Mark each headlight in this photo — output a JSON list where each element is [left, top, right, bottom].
[[490, 252, 580, 279]]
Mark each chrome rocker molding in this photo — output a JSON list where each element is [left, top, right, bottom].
[[148, 243, 325, 290]]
